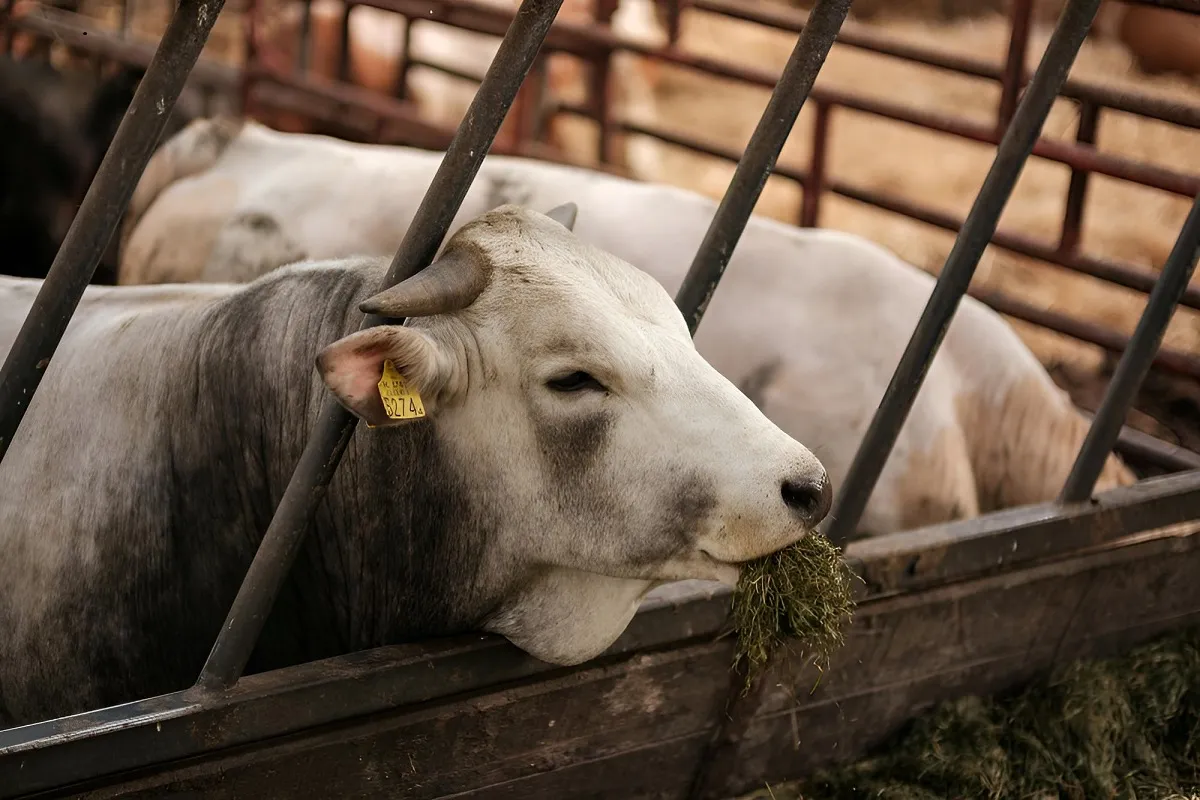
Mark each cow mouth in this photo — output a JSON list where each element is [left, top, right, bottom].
[[697, 550, 745, 585]]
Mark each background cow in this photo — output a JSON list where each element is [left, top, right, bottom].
[[0, 203, 829, 727], [118, 118, 1136, 537]]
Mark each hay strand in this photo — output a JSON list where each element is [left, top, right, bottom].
[[743, 627, 1200, 799], [731, 532, 857, 687]]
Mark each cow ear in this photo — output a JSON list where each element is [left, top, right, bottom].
[[544, 202, 578, 231], [316, 325, 452, 428]]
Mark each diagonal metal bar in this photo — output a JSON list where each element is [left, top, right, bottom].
[[1060, 193, 1200, 504], [195, 0, 565, 692], [0, 0, 225, 464], [823, 0, 1103, 546], [672, 0, 852, 333], [676, 4, 851, 798]]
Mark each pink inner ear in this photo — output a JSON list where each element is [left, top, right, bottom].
[[319, 334, 391, 408]]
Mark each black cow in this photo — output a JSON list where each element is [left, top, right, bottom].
[[0, 54, 195, 283]]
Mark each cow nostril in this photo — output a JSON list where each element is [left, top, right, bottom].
[[781, 476, 833, 525]]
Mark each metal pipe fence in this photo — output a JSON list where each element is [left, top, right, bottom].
[[824, 0, 1104, 543], [1060, 192, 1200, 503], [196, 0, 568, 690], [0, 0, 226, 461], [0, 0, 1199, 791]]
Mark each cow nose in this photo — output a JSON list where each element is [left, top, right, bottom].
[[781, 474, 833, 527]]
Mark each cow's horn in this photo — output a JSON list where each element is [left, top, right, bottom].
[[545, 202, 578, 231], [359, 247, 489, 318]]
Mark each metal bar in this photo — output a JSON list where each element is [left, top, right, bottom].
[[0, 0, 12, 53], [852, 468, 1200, 594], [0, 0, 225, 464], [6, 6, 238, 88], [406, 54, 487, 84], [120, 0, 133, 36], [195, 0, 564, 692], [240, 0, 261, 113], [799, 99, 830, 228], [997, 0, 1034, 131], [1082, 408, 1200, 473], [1060, 192, 1200, 503], [1125, 0, 1200, 11], [1059, 100, 1099, 253], [548, 35, 1199, 200], [970, 285, 1200, 379], [5, 466, 1200, 792], [298, 0, 315, 73], [394, 12, 414, 99], [673, 0, 851, 333], [1, 584, 734, 796], [676, 4, 850, 797], [558, 108, 1200, 379], [824, 0, 1104, 545], [684, 0, 1200, 129], [337, 0, 352, 83]]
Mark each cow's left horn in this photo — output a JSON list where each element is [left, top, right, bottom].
[[359, 247, 489, 318], [545, 202, 578, 231]]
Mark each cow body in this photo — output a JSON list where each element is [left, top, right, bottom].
[[0, 204, 827, 727], [121, 119, 1136, 537]]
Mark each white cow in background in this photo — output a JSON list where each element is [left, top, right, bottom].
[[119, 118, 1137, 537]]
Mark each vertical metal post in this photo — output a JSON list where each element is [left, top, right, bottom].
[[673, 0, 852, 333], [1059, 192, 1200, 503], [823, 0, 1104, 545], [336, 0, 351, 83], [997, 0, 1034, 132], [1058, 99, 1099, 253], [0, 0, 226, 463], [799, 99, 831, 228], [298, 0, 314, 72], [393, 13, 413, 100], [678, 5, 850, 798], [1, 0, 14, 53], [195, 0, 565, 691]]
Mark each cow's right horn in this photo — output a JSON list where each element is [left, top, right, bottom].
[[359, 247, 489, 318]]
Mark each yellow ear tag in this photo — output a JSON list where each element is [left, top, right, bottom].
[[376, 359, 427, 423]]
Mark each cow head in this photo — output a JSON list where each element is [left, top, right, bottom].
[[316, 203, 830, 664]]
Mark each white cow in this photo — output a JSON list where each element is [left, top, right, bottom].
[[120, 118, 1137, 536], [0, 202, 828, 727]]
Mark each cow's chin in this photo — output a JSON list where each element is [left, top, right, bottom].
[[651, 553, 742, 587], [672, 530, 815, 587]]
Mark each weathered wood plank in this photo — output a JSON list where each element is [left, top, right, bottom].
[[702, 528, 1200, 798], [69, 644, 731, 799], [47, 529, 1200, 800]]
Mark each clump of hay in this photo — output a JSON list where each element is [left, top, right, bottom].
[[731, 533, 857, 686], [775, 628, 1200, 799]]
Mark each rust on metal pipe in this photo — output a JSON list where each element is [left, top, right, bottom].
[[825, 0, 1106, 544], [684, 0, 1200, 128], [1060, 99, 1099, 253], [800, 99, 830, 228], [998, 0, 1035, 132], [556, 103, 1200, 314], [971, 286, 1200, 379]]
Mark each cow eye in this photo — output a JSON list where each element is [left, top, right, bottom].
[[546, 371, 606, 393]]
